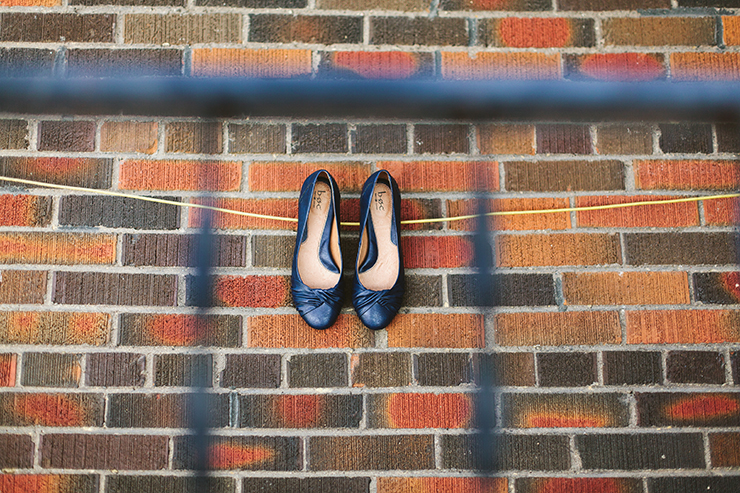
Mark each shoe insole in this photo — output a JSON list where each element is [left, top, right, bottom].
[[358, 182, 399, 291], [297, 181, 341, 290]]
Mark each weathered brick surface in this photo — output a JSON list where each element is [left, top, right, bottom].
[[66, 49, 183, 77], [174, 435, 301, 470], [21, 353, 82, 387], [565, 53, 666, 81], [0, 312, 109, 345], [351, 352, 412, 387], [496, 233, 620, 267], [441, 52, 561, 80], [0, 475, 98, 493], [416, 352, 471, 386], [635, 160, 740, 190], [119, 160, 241, 191], [625, 233, 736, 266], [292, 123, 348, 153], [41, 434, 169, 470], [166, 122, 222, 154], [125, 14, 241, 45], [596, 124, 653, 154], [101, 121, 158, 154], [123, 234, 247, 267], [473, 352, 536, 387], [536, 124, 592, 154], [603, 17, 716, 46], [495, 311, 621, 346], [710, 432, 740, 467], [86, 353, 145, 387], [671, 52, 740, 80], [538, 352, 597, 387], [0, 354, 17, 387], [120, 314, 240, 347], [249, 161, 369, 192], [371, 17, 467, 46], [367, 392, 474, 428], [666, 351, 726, 384], [0, 120, 28, 149], [477, 124, 535, 154], [288, 353, 347, 387], [0, 14, 114, 43], [155, 353, 212, 386], [603, 351, 663, 385], [379, 477, 506, 492], [517, 478, 642, 493], [310, 435, 434, 470], [414, 124, 469, 154], [577, 433, 705, 470], [449, 273, 556, 307], [229, 123, 285, 154], [637, 393, 740, 427], [107, 476, 233, 493], [442, 434, 570, 471], [0, 393, 103, 426], [191, 48, 311, 77], [627, 310, 740, 344], [502, 393, 629, 428], [320, 51, 434, 79], [659, 123, 713, 154], [221, 354, 280, 388], [649, 477, 740, 493], [250, 15, 362, 44], [562, 271, 689, 305], [505, 160, 623, 191], [387, 314, 484, 348], [54, 272, 177, 306], [480, 18, 594, 48], [247, 314, 373, 348], [0, 48, 55, 76], [240, 394, 362, 428], [0, 270, 46, 304], [59, 196, 180, 229], [575, 195, 699, 228], [108, 393, 229, 428], [447, 197, 571, 231], [0, 435, 34, 469], [0, 156, 113, 189], [245, 478, 368, 492]]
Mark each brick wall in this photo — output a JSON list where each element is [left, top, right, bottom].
[[1, 0, 740, 492]]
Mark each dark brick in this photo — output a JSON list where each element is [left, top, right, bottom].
[[66, 49, 182, 77], [243, 478, 369, 493], [694, 272, 740, 304], [54, 272, 177, 306], [560, 0, 669, 8], [473, 352, 536, 387], [448, 274, 556, 307], [289, 353, 347, 388], [73, 0, 183, 6], [107, 476, 234, 493], [41, 434, 169, 470], [0, 435, 33, 469], [517, 478, 643, 493], [108, 393, 230, 428], [649, 477, 740, 493], [220, 354, 281, 388], [38, 121, 95, 152], [229, 123, 286, 154], [624, 233, 736, 266], [0, 393, 104, 426], [733, 351, 738, 384], [351, 353, 412, 387], [0, 48, 55, 77], [165, 121, 222, 154], [199, 0, 304, 6], [577, 433, 704, 470], [59, 196, 180, 229], [371, 17, 467, 46], [716, 123, 740, 153], [0, 475, 98, 493], [174, 436, 301, 471], [250, 15, 362, 44], [596, 124, 653, 155], [0, 270, 46, 304], [440, 0, 550, 9], [505, 160, 624, 192], [404, 275, 443, 307], [502, 393, 630, 428], [240, 394, 362, 428], [119, 314, 241, 347], [291, 124, 348, 154], [416, 353, 471, 386], [709, 432, 740, 467], [22, 353, 82, 387], [0, 14, 114, 43], [86, 353, 145, 387], [679, 0, 740, 5], [0, 120, 28, 149], [155, 354, 212, 387], [0, 157, 113, 189], [123, 234, 247, 267], [659, 123, 712, 154], [538, 353, 597, 387], [414, 124, 469, 154], [603, 351, 662, 385], [310, 435, 434, 470], [353, 124, 407, 154], [638, 393, 740, 427], [442, 434, 570, 471], [536, 124, 592, 154], [253, 235, 293, 268], [667, 351, 725, 384]]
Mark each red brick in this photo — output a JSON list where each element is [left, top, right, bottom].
[[320, 51, 434, 79], [0, 312, 109, 345], [0, 475, 96, 493], [638, 392, 739, 427], [309, 435, 434, 470], [627, 309, 740, 344], [704, 196, 737, 226], [379, 161, 498, 192], [247, 314, 374, 348], [40, 434, 168, 470], [710, 432, 740, 467], [0, 0, 60, 5], [723, 16, 740, 45], [563, 271, 689, 306], [165, 121, 222, 154], [248, 162, 371, 193], [0, 270, 46, 304], [0, 393, 103, 426], [190, 198, 297, 231], [368, 393, 474, 428], [503, 393, 629, 428], [496, 233, 621, 267], [635, 160, 740, 191], [100, 121, 157, 154], [192, 48, 312, 77], [401, 235, 474, 268], [671, 52, 740, 81], [0, 195, 51, 227], [378, 477, 507, 493], [210, 275, 290, 308], [477, 124, 535, 155], [516, 478, 642, 493], [603, 17, 716, 46], [0, 156, 112, 189], [441, 52, 561, 80], [38, 120, 95, 152], [119, 159, 242, 191], [0, 354, 17, 387], [565, 53, 666, 81], [495, 311, 621, 346], [124, 14, 241, 45], [0, 233, 116, 265], [575, 195, 699, 228], [120, 313, 241, 347], [480, 18, 594, 48], [447, 197, 571, 232], [387, 313, 484, 348]]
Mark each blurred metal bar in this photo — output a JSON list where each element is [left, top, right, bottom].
[[1, 77, 740, 121]]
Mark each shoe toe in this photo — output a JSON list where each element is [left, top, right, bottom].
[[298, 301, 340, 330], [356, 300, 396, 331]]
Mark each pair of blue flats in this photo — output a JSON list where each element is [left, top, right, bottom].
[[291, 169, 404, 331]]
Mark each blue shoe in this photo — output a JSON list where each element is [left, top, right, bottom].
[[291, 170, 343, 330], [352, 170, 404, 330]]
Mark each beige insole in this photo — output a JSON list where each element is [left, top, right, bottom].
[[358, 182, 399, 291], [297, 181, 341, 289]]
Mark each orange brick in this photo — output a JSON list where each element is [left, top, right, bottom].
[[100, 121, 158, 154], [0, 233, 116, 265], [496, 233, 620, 267], [635, 160, 740, 191], [563, 271, 689, 306], [212, 276, 290, 308], [575, 195, 699, 228], [119, 160, 242, 191], [567, 53, 666, 81], [0, 393, 102, 426], [495, 311, 621, 346], [0, 312, 110, 345], [447, 197, 571, 232], [441, 52, 561, 80], [724, 16, 740, 45], [505, 393, 628, 428], [0, 354, 17, 387], [247, 314, 373, 348], [671, 52, 740, 81], [477, 124, 535, 155], [248, 162, 371, 193], [378, 477, 507, 493], [704, 196, 737, 226], [627, 309, 740, 344], [378, 161, 499, 192], [369, 393, 473, 429], [190, 198, 297, 231], [486, 18, 593, 48], [387, 314, 484, 348], [0, 270, 46, 304], [401, 235, 474, 268], [0, 195, 51, 227], [0, 475, 90, 493], [323, 51, 433, 79], [191, 48, 312, 77], [0, 0, 58, 5]]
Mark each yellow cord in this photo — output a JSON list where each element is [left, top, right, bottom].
[[1, 175, 738, 228]]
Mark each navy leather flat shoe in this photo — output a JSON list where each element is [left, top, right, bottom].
[[352, 170, 404, 330], [291, 170, 343, 330]]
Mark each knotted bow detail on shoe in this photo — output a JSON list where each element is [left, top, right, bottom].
[[291, 282, 343, 315], [352, 281, 403, 317]]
